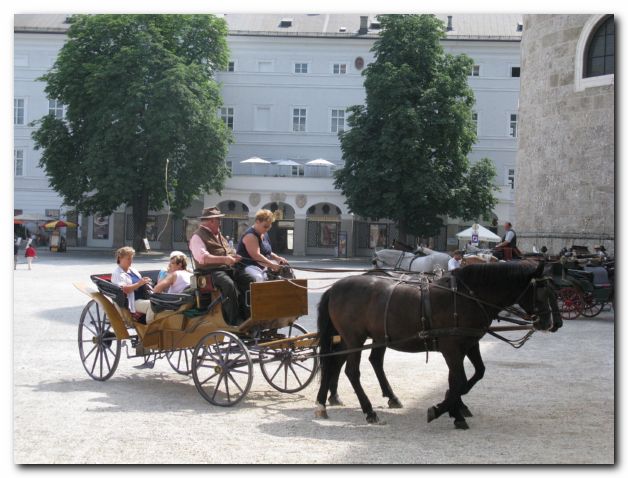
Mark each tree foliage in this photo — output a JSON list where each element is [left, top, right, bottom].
[[32, 14, 232, 250], [335, 14, 497, 238]]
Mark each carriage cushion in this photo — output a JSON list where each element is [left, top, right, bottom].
[[90, 274, 127, 308], [583, 266, 611, 288], [149, 291, 195, 313]]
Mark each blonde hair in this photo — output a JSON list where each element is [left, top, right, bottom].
[[255, 209, 275, 224], [170, 254, 188, 270], [116, 246, 135, 264]]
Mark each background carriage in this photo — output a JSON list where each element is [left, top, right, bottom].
[[75, 268, 319, 406]]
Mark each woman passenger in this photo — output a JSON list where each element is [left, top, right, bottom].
[[153, 253, 192, 294], [236, 209, 288, 282], [111, 247, 153, 322]]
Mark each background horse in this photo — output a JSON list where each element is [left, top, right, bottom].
[[463, 252, 498, 265], [373, 247, 451, 273], [315, 261, 562, 429]]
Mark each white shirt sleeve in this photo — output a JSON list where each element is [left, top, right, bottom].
[[504, 231, 515, 243]]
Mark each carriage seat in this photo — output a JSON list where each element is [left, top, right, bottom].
[[583, 266, 611, 288], [90, 274, 127, 308], [566, 269, 595, 284], [149, 291, 195, 313]]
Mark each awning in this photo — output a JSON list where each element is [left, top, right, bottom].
[[456, 224, 501, 242]]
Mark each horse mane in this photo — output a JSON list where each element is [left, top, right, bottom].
[[453, 261, 539, 289]]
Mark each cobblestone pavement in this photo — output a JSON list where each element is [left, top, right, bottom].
[[11, 250, 615, 464]]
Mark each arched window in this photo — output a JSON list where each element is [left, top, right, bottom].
[[585, 16, 614, 78]]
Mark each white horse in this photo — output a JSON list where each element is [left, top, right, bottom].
[[373, 247, 451, 273]]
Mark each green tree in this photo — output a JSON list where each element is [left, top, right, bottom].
[[32, 14, 232, 251], [335, 14, 497, 240]]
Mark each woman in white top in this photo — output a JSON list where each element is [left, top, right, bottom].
[[153, 253, 192, 294], [111, 246, 153, 320]]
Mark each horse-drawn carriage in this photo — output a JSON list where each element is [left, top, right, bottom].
[[548, 258, 614, 320], [74, 268, 318, 406]]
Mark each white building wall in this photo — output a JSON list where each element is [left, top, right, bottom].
[[14, 19, 522, 252]]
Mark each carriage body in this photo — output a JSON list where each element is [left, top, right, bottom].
[[74, 269, 317, 406]]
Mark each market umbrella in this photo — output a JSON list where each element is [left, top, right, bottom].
[[456, 224, 501, 242], [43, 220, 78, 230], [14, 219, 24, 225], [306, 158, 335, 166], [240, 157, 270, 164], [275, 159, 301, 166]]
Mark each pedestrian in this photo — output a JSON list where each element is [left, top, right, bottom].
[[14, 240, 19, 270], [24, 243, 37, 270], [448, 250, 463, 271]]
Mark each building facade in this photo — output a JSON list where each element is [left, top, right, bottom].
[[515, 14, 614, 255], [14, 14, 523, 255]]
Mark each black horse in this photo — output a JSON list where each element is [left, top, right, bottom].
[[315, 260, 562, 429]]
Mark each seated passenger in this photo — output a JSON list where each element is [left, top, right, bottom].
[[158, 250, 187, 282], [236, 209, 288, 282], [153, 253, 192, 294], [111, 247, 153, 323]]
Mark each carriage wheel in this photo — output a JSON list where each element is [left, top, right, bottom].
[[192, 331, 253, 407], [580, 293, 605, 318], [166, 349, 194, 375], [259, 323, 319, 394], [557, 287, 583, 320], [78, 300, 121, 381]]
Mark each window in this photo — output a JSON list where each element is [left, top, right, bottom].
[[307, 221, 339, 247], [507, 168, 515, 189], [294, 63, 308, 73], [258, 61, 273, 72], [511, 66, 520, 77], [291, 165, 304, 176], [472, 112, 478, 135], [48, 99, 65, 119], [14, 98, 25, 125], [255, 106, 271, 131], [333, 63, 347, 74], [509, 114, 518, 138], [45, 209, 60, 218], [585, 16, 614, 78], [220, 107, 234, 130], [292, 108, 307, 132], [331, 109, 345, 133], [227, 61, 235, 72], [14, 149, 24, 176], [470, 65, 480, 77]]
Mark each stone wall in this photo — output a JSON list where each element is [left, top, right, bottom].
[[515, 14, 614, 255]]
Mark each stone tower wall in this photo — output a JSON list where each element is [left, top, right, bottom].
[[515, 14, 614, 255]]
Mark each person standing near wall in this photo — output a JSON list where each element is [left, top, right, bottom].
[[24, 243, 37, 270]]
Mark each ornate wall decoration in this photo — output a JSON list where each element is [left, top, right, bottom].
[[249, 193, 261, 207], [295, 194, 307, 209]]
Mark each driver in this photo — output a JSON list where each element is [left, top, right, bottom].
[[188, 207, 253, 325], [493, 222, 521, 260]]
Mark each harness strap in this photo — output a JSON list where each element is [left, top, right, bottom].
[[419, 327, 487, 339], [382, 282, 402, 344]]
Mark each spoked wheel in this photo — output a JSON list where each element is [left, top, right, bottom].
[[167, 348, 195, 375], [581, 293, 605, 318], [557, 287, 583, 320], [192, 331, 253, 407], [259, 323, 319, 393], [78, 300, 121, 381]]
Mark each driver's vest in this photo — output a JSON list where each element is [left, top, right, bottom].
[[502, 229, 517, 248]]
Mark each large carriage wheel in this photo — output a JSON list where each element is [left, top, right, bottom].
[[557, 287, 583, 320], [166, 349, 195, 375], [192, 331, 253, 407], [78, 300, 121, 381], [259, 323, 319, 393], [580, 292, 605, 318]]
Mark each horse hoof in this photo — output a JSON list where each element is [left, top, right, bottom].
[[388, 398, 403, 409], [427, 406, 437, 423], [366, 413, 386, 425], [454, 419, 469, 430], [460, 405, 473, 418], [328, 395, 344, 406]]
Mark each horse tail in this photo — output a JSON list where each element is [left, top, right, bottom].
[[317, 287, 338, 377]]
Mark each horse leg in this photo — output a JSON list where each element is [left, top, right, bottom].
[[327, 353, 347, 406], [427, 347, 469, 429], [315, 344, 344, 418], [344, 349, 381, 424], [442, 342, 485, 418], [368, 345, 402, 409]]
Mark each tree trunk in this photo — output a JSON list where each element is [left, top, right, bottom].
[[132, 194, 149, 252]]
